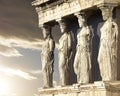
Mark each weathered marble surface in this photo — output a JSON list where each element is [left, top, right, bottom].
[[38, 81, 120, 96], [74, 12, 92, 84], [32, 0, 120, 25], [57, 19, 72, 86], [41, 24, 55, 88], [98, 6, 118, 81]]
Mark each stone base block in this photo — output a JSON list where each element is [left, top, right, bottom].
[[38, 81, 120, 96]]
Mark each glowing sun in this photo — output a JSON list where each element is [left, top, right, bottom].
[[0, 79, 9, 95]]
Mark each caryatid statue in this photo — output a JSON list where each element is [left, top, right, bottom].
[[98, 6, 118, 81], [57, 19, 72, 86], [41, 24, 55, 88], [74, 12, 92, 84]]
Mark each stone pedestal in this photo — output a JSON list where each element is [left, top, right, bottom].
[[38, 81, 120, 96]]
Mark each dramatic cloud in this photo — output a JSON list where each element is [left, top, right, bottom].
[[0, 66, 37, 80], [0, 0, 61, 57], [0, 0, 44, 57], [30, 70, 42, 75], [0, 36, 43, 56], [0, 44, 22, 57]]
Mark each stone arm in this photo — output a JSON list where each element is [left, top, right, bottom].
[[49, 39, 55, 56], [68, 33, 72, 52], [49, 39, 55, 52], [86, 27, 92, 51], [65, 33, 73, 69], [58, 36, 67, 53], [41, 42, 44, 55], [76, 32, 81, 49], [86, 28, 92, 69], [58, 38, 64, 52], [112, 22, 118, 54], [67, 32, 73, 60], [112, 22, 118, 41]]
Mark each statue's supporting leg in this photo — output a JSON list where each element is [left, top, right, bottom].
[[42, 65, 49, 88], [59, 57, 66, 86]]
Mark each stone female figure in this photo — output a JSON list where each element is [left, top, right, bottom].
[[58, 19, 72, 86], [98, 6, 118, 81], [74, 13, 92, 84], [41, 25, 55, 88]]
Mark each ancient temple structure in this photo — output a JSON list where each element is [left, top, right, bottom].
[[32, 0, 120, 96]]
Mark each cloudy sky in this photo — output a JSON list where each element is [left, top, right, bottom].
[[0, 0, 59, 96]]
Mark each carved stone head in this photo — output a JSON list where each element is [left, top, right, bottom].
[[78, 15, 86, 28], [41, 24, 51, 39], [75, 12, 86, 28], [100, 6, 113, 21], [58, 19, 67, 33]]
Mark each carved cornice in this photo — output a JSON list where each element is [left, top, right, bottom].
[[32, 0, 50, 6], [32, 0, 120, 26], [99, 5, 114, 20], [98, 4, 118, 21]]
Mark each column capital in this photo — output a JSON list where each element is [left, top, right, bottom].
[[100, 6, 113, 20], [98, 4, 117, 20], [97, 3, 118, 8]]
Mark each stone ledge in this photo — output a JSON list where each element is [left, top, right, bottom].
[[32, 0, 120, 25], [38, 81, 120, 96]]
